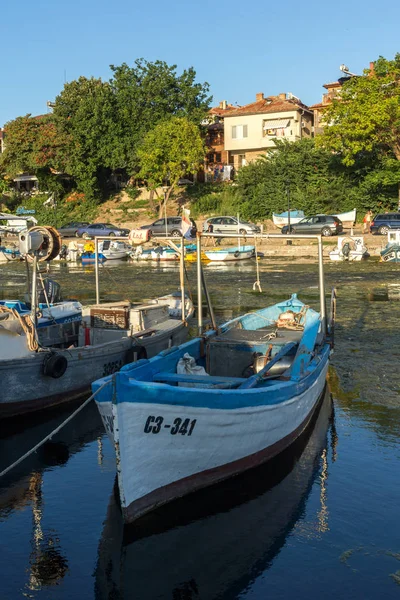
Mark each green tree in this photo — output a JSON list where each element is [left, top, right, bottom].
[[318, 54, 400, 206], [0, 114, 69, 193], [53, 76, 120, 200], [110, 59, 211, 174], [137, 117, 206, 214]]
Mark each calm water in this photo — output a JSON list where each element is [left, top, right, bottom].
[[1, 258, 400, 599]]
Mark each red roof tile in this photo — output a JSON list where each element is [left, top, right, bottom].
[[222, 96, 311, 118]]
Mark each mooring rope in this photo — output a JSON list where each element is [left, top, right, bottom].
[[0, 306, 39, 351], [0, 380, 111, 478]]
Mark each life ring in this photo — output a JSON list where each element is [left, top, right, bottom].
[[234, 250, 240, 258], [43, 352, 68, 378], [124, 345, 147, 365]]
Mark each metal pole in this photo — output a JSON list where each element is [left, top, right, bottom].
[[95, 237, 100, 304], [201, 266, 218, 332], [31, 256, 38, 329], [196, 232, 203, 335], [180, 235, 185, 322], [164, 191, 168, 237], [318, 235, 326, 335], [287, 184, 291, 232]]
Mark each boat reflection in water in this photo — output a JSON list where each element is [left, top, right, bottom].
[[0, 402, 105, 593], [95, 388, 336, 600]]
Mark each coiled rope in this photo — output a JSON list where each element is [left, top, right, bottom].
[[0, 306, 39, 351], [0, 380, 111, 478]]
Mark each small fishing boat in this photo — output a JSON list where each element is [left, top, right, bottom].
[[93, 289, 334, 523], [99, 240, 130, 261], [0, 245, 21, 262], [333, 208, 357, 224], [380, 231, 400, 263], [204, 245, 255, 262], [329, 236, 368, 262], [272, 208, 357, 229], [131, 246, 180, 261], [0, 227, 194, 419], [95, 390, 333, 599], [272, 210, 305, 229]]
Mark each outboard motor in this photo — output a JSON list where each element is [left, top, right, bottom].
[[38, 278, 62, 304], [341, 242, 351, 259]]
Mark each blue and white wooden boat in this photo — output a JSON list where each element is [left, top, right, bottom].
[[0, 246, 21, 262], [93, 293, 332, 524], [204, 245, 255, 262], [81, 251, 107, 264], [380, 231, 400, 263]]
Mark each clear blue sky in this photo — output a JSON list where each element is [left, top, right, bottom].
[[1, 0, 399, 125]]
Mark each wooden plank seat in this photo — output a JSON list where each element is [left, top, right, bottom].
[[152, 372, 247, 387], [213, 327, 304, 345]]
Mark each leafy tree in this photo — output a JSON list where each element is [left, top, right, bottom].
[[110, 59, 211, 174], [0, 114, 69, 194], [52, 76, 120, 200], [317, 54, 400, 206], [137, 117, 206, 214]]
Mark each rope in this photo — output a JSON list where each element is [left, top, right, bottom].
[[0, 306, 39, 351], [0, 380, 111, 478], [253, 236, 262, 293]]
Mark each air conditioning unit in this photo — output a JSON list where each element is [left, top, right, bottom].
[[301, 121, 306, 128]]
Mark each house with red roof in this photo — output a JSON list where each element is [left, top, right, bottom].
[[223, 92, 313, 169]]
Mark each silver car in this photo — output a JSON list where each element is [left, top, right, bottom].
[[140, 216, 197, 238], [202, 216, 260, 235]]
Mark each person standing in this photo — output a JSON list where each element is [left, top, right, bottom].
[[363, 210, 373, 233]]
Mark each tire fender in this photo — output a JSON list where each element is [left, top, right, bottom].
[[43, 352, 68, 378]]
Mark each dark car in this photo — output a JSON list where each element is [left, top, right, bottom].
[[370, 213, 400, 235], [282, 215, 343, 236], [57, 221, 90, 237], [76, 223, 130, 239], [140, 216, 197, 238]]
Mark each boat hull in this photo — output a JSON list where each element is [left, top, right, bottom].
[[381, 246, 400, 262], [272, 214, 304, 228], [204, 246, 255, 261], [108, 356, 328, 523], [0, 320, 189, 419]]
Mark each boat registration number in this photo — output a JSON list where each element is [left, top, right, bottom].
[[144, 415, 197, 436], [102, 359, 123, 376]]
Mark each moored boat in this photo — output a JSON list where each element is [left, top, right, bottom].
[[204, 245, 255, 261], [93, 290, 334, 524], [329, 236, 368, 262], [272, 210, 305, 229], [0, 227, 194, 419], [94, 389, 334, 599], [273, 208, 357, 229], [380, 231, 400, 263]]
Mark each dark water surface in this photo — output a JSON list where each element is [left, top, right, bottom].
[[1, 258, 400, 599]]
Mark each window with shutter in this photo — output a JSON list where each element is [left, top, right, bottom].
[[232, 126, 237, 139]]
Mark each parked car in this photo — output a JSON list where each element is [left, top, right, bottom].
[[76, 223, 130, 239], [370, 213, 400, 235], [202, 216, 261, 235], [281, 215, 343, 236], [140, 216, 197, 238], [57, 221, 90, 237]]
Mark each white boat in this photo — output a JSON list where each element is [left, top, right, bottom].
[[380, 231, 400, 263], [204, 245, 255, 261], [131, 246, 179, 261], [93, 290, 334, 523], [0, 294, 193, 418], [272, 211, 305, 229], [329, 236, 368, 261], [99, 240, 130, 261], [334, 208, 357, 224], [0, 246, 21, 262], [94, 390, 333, 599], [272, 208, 357, 229], [0, 227, 194, 418], [0, 212, 38, 234]]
